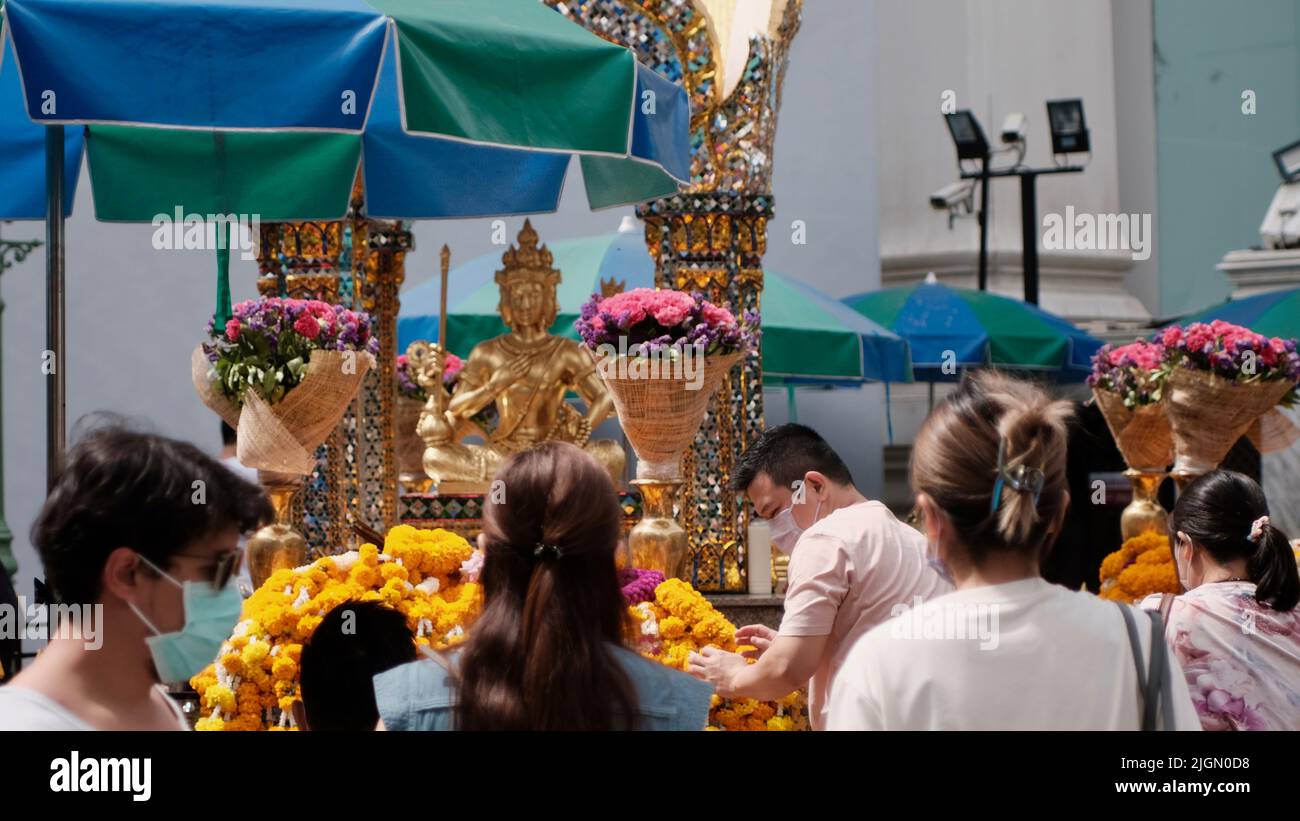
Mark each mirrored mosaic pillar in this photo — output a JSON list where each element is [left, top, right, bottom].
[[550, 0, 803, 590], [256, 181, 407, 555]]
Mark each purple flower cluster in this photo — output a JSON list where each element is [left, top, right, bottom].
[[575, 288, 756, 356], [394, 354, 426, 401], [619, 567, 665, 606], [202, 297, 379, 405], [1160, 322, 1300, 380], [206, 298, 379, 360], [1087, 340, 1167, 407]]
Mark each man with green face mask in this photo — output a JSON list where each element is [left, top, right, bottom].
[[0, 423, 271, 730]]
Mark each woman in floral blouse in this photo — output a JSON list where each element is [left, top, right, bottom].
[[1143, 471, 1300, 730]]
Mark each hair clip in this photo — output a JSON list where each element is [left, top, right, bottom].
[[1247, 515, 1270, 544], [990, 438, 1046, 513], [533, 542, 563, 561]]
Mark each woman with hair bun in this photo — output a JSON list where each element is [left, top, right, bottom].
[[827, 371, 1201, 730], [1144, 470, 1300, 730]]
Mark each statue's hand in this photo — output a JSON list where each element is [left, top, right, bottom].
[[406, 341, 447, 392], [487, 351, 539, 391]]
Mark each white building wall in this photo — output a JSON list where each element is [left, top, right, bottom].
[[875, 0, 1151, 326]]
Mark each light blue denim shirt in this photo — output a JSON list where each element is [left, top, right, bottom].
[[374, 645, 714, 731]]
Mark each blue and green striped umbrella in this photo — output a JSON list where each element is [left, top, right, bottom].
[[0, 0, 690, 220], [844, 278, 1102, 382], [1179, 287, 1300, 339]]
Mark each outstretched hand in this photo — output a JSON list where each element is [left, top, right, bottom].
[[735, 624, 777, 660], [686, 645, 748, 698]]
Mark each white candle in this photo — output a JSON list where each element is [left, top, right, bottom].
[[748, 519, 772, 595]]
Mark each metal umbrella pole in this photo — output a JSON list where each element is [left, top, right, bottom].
[[45, 126, 66, 491]]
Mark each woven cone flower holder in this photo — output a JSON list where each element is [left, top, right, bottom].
[[1165, 367, 1296, 476], [192, 346, 374, 475], [1247, 408, 1300, 454], [1091, 389, 1174, 472], [597, 351, 741, 480]]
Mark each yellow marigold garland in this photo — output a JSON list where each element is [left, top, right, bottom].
[[1098, 529, 1179, 602], [628, 578, 808, 731], [194, 529, 806, 731], [192, 525, 480, 730]]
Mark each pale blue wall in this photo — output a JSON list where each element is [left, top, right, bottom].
[[1154, 0, 1300, 316]]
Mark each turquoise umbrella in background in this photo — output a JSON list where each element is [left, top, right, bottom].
[[844, 274, 1103, 386], [1177, 287, 1300, 339], [398, 218, 912, 389]]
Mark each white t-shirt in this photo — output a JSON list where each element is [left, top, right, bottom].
[[826, 577, 1203, 730], [0, 684, 190, 731], [778, 501, 952, 730]]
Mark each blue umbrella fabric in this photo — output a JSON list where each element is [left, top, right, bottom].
[[0, 35, 80, 219], [0, 0, 691, 220]]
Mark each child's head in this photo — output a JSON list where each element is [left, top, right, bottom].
[[298, 601, 418, 730]]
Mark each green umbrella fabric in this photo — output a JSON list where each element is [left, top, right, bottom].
[[3, 0, 690, 221], [844, 279, 1102, 382], [1178, 287, 1300, 339]]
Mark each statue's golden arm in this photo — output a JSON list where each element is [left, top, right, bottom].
[[446, 377, 497, 420], [575, 367, 615, 428]]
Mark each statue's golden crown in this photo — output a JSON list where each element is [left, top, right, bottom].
[[496, 220, 560, 286]]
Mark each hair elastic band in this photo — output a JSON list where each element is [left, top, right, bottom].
[[533, 542, 563, 561], [1247, 515, 1270, 544]]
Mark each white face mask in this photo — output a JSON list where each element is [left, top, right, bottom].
[[769, 498, 821, 554]]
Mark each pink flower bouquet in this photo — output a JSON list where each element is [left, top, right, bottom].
[[1160, 321, 1300, 475], [1088, 339, 1173, 471], [575, 288, 757, 480], [193, 298, 378, 474]]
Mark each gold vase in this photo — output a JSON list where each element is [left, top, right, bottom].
[[629, 479, 689, 579], [1121, 469, 1168, 541], [247, 470, 309, 591]]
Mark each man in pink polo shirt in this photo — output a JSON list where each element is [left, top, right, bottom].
[[687, 424, 951, 729]]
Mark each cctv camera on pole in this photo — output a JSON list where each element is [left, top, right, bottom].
[[1261, 139, 1300, 249], [944, 111, 992, 291], [938, 102, 1089, 305]]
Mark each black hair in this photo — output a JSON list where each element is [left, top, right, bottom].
[[730, 423, 853, 493], [32, 421, 272, 605], [221, 421, 237, 447], [1171, 470, 1299, 611], [299, 601, 418, 731]]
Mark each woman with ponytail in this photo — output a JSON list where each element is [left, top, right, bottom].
[[827, 371, 1201, 730], [372, 441, 713, 731], [1146, 470, 1300, 730]]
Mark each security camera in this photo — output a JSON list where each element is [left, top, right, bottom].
[[929, 180, 974, 210], [1000, 112, 1027, 144], [1260, 181, 1300, 249]]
